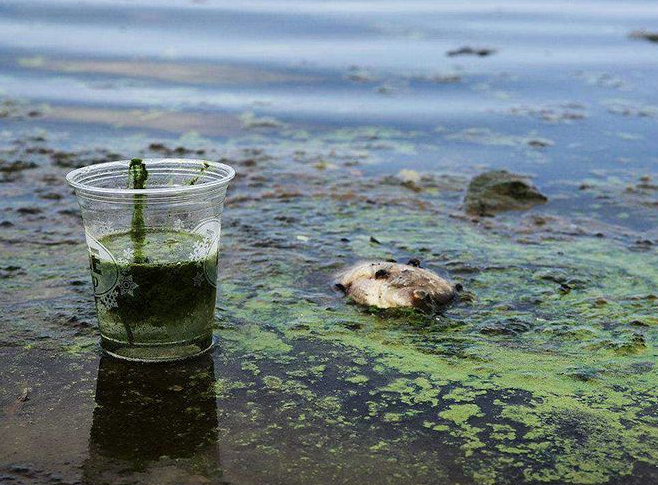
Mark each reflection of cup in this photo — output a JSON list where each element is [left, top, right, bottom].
[[82, 355, 225, 485], [67, 159, 235, 361]]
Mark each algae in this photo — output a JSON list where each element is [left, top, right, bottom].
[[3, 7, 658, 480], [210, 196, 658, 484], [2, 131, 657, 483], [96, 230, 217, 359], [127, 158, 148, 263]]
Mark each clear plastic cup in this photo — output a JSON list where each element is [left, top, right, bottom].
[[67, 158, 235, 362]]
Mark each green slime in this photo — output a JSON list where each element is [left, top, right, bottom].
[[3, 144, 657, 483], [208, 197, 658, 485], [97, 230, 217, 352], [128, 158, 148, 263], [99, 159, 217, 354]]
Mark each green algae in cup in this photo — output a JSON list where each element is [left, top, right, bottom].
[[67, 158, 235, 362]]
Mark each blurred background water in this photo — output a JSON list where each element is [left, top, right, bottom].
[[1, 0, 657, 224]]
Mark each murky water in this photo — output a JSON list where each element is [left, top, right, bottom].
[[1, 1, 657, 484]]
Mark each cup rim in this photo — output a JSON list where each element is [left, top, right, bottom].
[[66, 158, 235, 196]]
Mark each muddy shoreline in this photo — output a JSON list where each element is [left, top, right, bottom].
[[1, 124, 657, 484]]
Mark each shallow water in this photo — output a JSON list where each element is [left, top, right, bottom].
[[3, 0, 658, 231], [1, 1, 657, 484]]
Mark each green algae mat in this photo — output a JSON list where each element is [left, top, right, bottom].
[[1, 137, 657, 485]]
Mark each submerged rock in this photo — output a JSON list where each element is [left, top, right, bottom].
[[464, 170, 548, 216], [335, 261, 456, 312]]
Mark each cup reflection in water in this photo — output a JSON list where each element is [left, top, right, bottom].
[[67, 159, 235, 361], [83, 355, 222, 484]]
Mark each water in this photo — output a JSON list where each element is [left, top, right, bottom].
[[83, 355, 221, 483], [2, 0, 658, 233]]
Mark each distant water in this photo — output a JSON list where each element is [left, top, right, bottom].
[[1, 0, 658, 229]]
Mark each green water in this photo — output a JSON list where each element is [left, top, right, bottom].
[[95, 229, 218, 361]]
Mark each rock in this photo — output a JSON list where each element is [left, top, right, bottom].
[[464, 170, 548, 216], [335, 261, 456, 312]]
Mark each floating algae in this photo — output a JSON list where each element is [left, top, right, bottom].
[[3, 137, 658, 483], [210, 195, 658, 485]]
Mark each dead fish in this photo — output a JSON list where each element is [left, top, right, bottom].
[[335, 260, 456, 312]]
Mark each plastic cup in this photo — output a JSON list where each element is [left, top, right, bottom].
[[67, 158, 235, 362]]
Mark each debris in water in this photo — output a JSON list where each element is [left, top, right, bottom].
[[629, 30, 658, 43], [464, 170, 548, 216], [335, 261, 456, 312], [505, 103, 587, 123], [408, 73, 462, 83], [239, 111, 284, 129], [345, 66, 379, 83], [602, 99, 658, 118], [526, 139, 552, 148], [446, 46, 496, 57], [445, 127, 554, 148]]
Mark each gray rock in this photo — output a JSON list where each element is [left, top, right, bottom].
[[464, 170, 547, 216]]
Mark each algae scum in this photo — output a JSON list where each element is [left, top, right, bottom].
[[212, 192, 658, 485], [1, 137, 657, 485]]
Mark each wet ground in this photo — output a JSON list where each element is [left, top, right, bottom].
[[1, 1, 658, 484]]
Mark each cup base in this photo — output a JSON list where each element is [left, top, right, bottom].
[[100, 334, 216, 362]]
